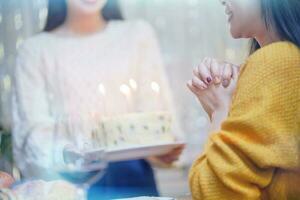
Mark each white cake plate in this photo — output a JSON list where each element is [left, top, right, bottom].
[[107, 142, 186, 162], [84, 142, 185, 162]]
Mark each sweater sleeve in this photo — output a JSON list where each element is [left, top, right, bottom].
[[12, 39, 68, 179], [189, 42, 300, 200]]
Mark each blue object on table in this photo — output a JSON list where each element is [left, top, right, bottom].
[[88, 159, 159, 200]]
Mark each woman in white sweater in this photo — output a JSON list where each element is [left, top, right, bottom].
[[12, 0, 183, 198]]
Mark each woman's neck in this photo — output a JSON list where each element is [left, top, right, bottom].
[[256, 29, 281, 47], [65, 12, 107, 35]]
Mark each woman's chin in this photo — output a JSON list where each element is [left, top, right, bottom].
[[230, 28, 243, 39], [229, 27, 253, 39]]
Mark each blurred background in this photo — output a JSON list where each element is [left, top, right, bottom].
[[0, 0, 248, 196]]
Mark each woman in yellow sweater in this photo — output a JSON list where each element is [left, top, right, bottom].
[[187, 0, 300, 199]]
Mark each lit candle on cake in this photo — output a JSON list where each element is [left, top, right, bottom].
[[129, 79, 138, 91], [120, 84, 132, 112], [98, 83, 107, 116], [151, 81, 161, 110], [129, 78, 138, 108]]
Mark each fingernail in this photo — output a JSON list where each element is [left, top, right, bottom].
[[214, 76, 221, 84], [206, 77, 212, 84], [201, 85, 207, 90], [222, 79, 229, 87]]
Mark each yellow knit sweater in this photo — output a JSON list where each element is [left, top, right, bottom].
[[189, 42, 300, 200]]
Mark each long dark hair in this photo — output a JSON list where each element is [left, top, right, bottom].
[[44, 0, 123, 32], [250, 0, 300, 54]]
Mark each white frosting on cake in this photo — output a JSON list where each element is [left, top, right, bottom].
[[93, 112, 175, 150]]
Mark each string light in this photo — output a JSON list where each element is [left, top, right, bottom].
[[120, 84, 131, 96], [14, 12, 23, 30], [98, 83, 106, 96], [151, 81, 160, 93], [3, 75, 11, 91], [38, 7, 48, 30], [120, 84, 132, 111], [16, 37, 24, 50], [0, 43, 4, 62]]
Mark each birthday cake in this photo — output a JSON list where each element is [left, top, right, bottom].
[[94, 112, 175, 150]]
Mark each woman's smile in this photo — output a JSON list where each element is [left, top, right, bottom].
[[80, 0, 98, 5]]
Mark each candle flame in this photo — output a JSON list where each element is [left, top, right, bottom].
[[129, 79, 138, 90], [120, 84, 131, 96], [151, 81, 160, 93], [98, 83, 106, 96]]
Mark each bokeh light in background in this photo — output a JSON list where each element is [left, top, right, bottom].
[[0, 0, 248, 196]]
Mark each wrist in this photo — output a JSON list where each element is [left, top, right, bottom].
[[210, 105, 225, 121], [210, 107, 229, 131]]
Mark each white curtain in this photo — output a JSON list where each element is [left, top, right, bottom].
[[0, 0, 47, 130]]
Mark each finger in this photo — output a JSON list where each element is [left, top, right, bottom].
[[224, 66, 239, 94], [232, 65, 240, 80], [204, 58, 214, 84], [197, 62, 213, 85], [160, 155, 179, 163], [172, 145, 185, 153], [167, 149, 183, 157], [192, 77, 208, 90], [171, 151, 182, 158], [166, 157, 179, 163], [210, 59, 222, 84], [222, 63, 233, 88], [187, 80, 199, 95], [173, 145, 185, 151], [165, 146, 184, 156], [193, 67, 198, 76], [198, 57, 213, 85], [169, 155, 181, 161], [193, 67, 200, 78], [203, 57, 212, 66], [161, 158, 174, 164], [150, 156, 172, 166]]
